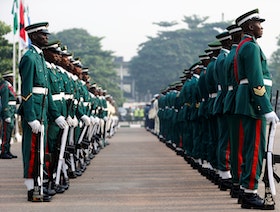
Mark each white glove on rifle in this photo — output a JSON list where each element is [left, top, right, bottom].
[[28, 120, 41, 134], [81, 115, 91, 126], [94, 117, 100, 124], [265, 111, 279, 124], [55, 116, 68, 129], [5, 117, 11, 123], [90, 116, 95, 125], [73, 116, 79, 127], [66, 116, 74, 127]]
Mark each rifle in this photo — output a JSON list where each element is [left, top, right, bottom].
[[32, 90, 47, 202], [75, 124, 88, 172], [64, 79, 80, 176], [55, 125, 69, 186], [263, 89, 279, 209]]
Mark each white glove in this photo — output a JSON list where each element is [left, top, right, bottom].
[[90, 116, 95, 125], [55, 116, 68, 129], [73, 116, 79, 127], [81, 115, 91, 126], [66, 116, 74, 127], [28, 120, 41, 134], [5, 117, 11, 123], [265, 111, 279, 124]]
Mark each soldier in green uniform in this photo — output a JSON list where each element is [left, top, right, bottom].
[[97, 88, 109, 147], [171, 81, 183, 155], [157, 90, 166, 142], [0, 71, 17, 159], [43, 41, 69, 194], [213, 31, 233, 191], [223, 24, 243, 199], [179, 69, 193, 162], [19, 22, 68, 202], [176, 75, 187, 156], [189, 62, 202, 169], [197, 54, 211, 176], [205, 40, 222, 184], [235, 9, 279, 209]]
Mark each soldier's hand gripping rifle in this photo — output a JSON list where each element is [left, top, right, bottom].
[[263, 89, 280, 209]]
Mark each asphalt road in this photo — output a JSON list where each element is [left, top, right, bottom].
[[0, 124, 280, 212]]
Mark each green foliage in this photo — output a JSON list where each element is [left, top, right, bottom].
[[129, 15, 230, 99], [0, 21, 13, 76], [50, 28, 124, 106], [269, 47, 280, 95]]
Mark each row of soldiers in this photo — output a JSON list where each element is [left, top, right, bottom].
[[147, 9, 279, 210], [11, 21, 119, 202]]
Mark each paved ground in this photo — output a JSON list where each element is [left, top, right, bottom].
[[1, 124, 280, 212]]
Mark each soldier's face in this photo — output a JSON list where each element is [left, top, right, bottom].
[[251, 21, 263, 39], [31, 32, 49, 48]]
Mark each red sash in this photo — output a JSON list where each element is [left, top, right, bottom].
[[233, 37, 253, 82]]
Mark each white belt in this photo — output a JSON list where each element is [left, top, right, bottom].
[[209, 93, 217, 98], [8, 101, 16, 105], [264, 79, 272, 87], [64, 94, 73, 100], [52, 93, 63, 101], [217, 84, 222, 91], [228, 86, 233, 91], [240, 78, 272, 87], [32, 87, 48, 95], [239, 78, 248, 84], [60, 92, 65, 98]]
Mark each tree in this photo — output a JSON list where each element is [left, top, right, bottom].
[[269, 35, 280, 95], [0, 21, 13, 76], [129, 15, 230, 100], [50, 28, 124, 106]]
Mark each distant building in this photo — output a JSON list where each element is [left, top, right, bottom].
[[114, 57, 135, 101]]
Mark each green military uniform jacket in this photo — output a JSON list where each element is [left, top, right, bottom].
[[189, 74, 200, 121], [205, 57, 218, 116], [179, 79, 192, 121], [197, 68, 209, 118], [0, 79, 17, 120], [234, 35, 273, 118], [213, 48, 230, 115], [223, 45, 238, 114]]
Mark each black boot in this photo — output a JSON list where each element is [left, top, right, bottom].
[[219, 178, 232, 191], [61, 177, 69, 190], [68, 171, 77, 179], [0, 153, 12, 159], [237, 188, 244, 204], [7, 152, 17, 158], [241, 193, 264, 209], [43, 186, 56, 196], [53, 184, 65, 194], [27, 189, 52, 202], [230, 184, 240, 198]]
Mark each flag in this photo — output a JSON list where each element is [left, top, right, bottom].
[[19, 0, 27, 49], [26, 5, 31, 46], [11, 0, 18, 35]]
